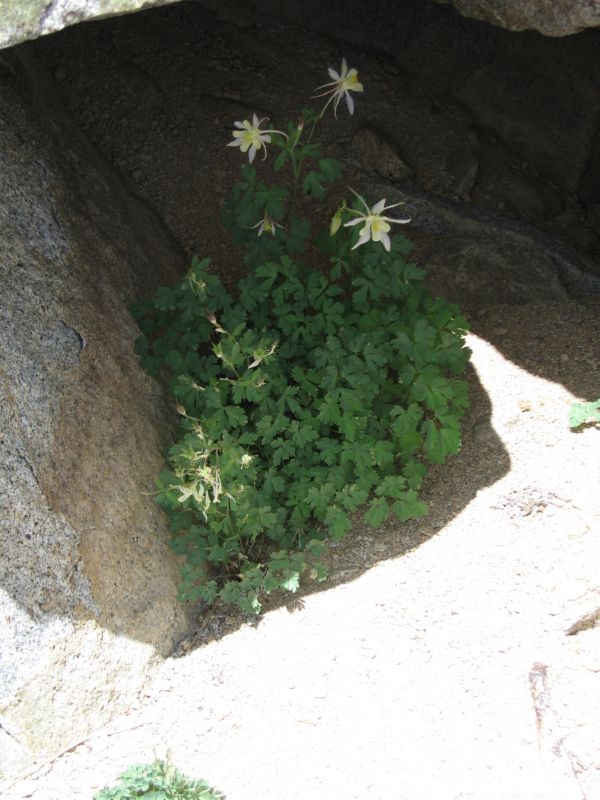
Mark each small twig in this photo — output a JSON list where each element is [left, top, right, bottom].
[[529, 662, 587, 799], [565, 605, 600, 636]]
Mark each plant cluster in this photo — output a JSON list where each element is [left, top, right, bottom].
[[133, 60, 471, 613], [94, 759, 224, 800]]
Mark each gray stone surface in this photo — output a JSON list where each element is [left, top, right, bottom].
[[0, 0, 180, 51], [0, 47, 190, 778], [434, 0, 600, 36], [391, 183, 600, 307]]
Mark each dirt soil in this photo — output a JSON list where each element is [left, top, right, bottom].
[[5, 3, 600, 798]]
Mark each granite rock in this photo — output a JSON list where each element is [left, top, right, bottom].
[[0, 0, 181, 51], [0, 48, 190, 778], [434, 0, 600, 36]]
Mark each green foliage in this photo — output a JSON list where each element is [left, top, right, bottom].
[[568, 397, 600, 429], [132, 78, 471, 614], [94, 759, 224, 799]]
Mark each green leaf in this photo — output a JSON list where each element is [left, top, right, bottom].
[[164, 350, 186, 374], [339, 413, 361, 441], [310, 563, 328, 582], [364, 497, 391, 528], [317, 395, 342, 425], [271, 437, 295, 466], [280, 571, 300, 592], [375, 474, 407, 499], [402, 460, 427, 490], [568, 398, 600, 429], [306, 481, 336, 517], [325, 506, 352, 539], [373, 440, 394, 467], [302, 171, 325, 199], [422, 419, 461, 464], [274, 150, 288, 171], [392, 491, 428, 522], [318, 158, 343, 182], [338, 483, 369, 512], [391, 404, 424, 455], [224, 405, 247, 427], [255, 261, 280, 291]]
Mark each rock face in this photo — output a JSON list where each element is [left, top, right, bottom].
[[1, 0, 600, 53], [0, 48, 190, 778], [434, 0, 600, 36], [393, 184, 600, 307], [0, 0, 180, 51]]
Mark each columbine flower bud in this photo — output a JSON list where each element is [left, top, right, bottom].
[[329, 201, 347, 236]]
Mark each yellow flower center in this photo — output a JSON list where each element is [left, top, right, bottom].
[[342, 70, 361, 90], [242, 127, 263, 149], [369, 216, 390, 236]]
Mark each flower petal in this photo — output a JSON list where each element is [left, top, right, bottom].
[[333, 93, 342, 118], [351, 230, 371, 250], [371, 221, 391, 241], [248, 145, 256, 163], [379, 232, 391, 251], [328, 67, 340, 81], [384, 215, 412, 225], [358, 221, 372, 239], [313, 81, 338, 92], [340, 58, 348, 76], [345, 92, 355, 115], [343, 216, 365, 227], [372, 199, 387, 214]]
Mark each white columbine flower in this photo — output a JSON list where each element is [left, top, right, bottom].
[[313, 58, 364, 116], [344, 189, 410, 252], [227, 114, 285, 163]]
